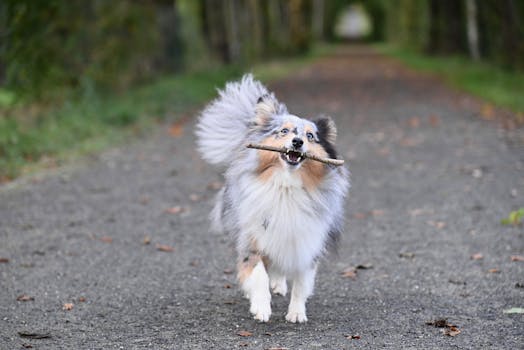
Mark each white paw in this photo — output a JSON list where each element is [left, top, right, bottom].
[[271, 278, 287, 296], [250, 299, 271, 322], [285, 310, 308, 323]]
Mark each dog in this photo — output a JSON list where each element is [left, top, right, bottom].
[[196, 74, 349, 323]]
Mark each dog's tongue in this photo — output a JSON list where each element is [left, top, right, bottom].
[[288, 151, 300, 162]]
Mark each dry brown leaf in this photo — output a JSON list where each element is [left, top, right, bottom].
[[341, 268, 357, 279], [353, 212, 367, 220], [143, 236, 152, 245], [511, 255, 524, 262], [78, 297, 86, 302], [189, 193, 201, 202], [63, 303, 74, 311], [488, 268, 500, 273], [156, 244, 174, 252], [408, 116, 420, 128], [443, 326, 461, 337], [428, 115, 441, 127], [480, 103, 495, 120], [168, 123, 184, 137], [207, 181, 223, 190], [346, 334, 361, 340], [237, 330, 253, 337], [165, 206, 185, 215], [470, 253, 483, 260], [0, 257, 9, 263], [427, 221, 446, 229], [99, 236, 113, 243], [16, 295, 34, 302]]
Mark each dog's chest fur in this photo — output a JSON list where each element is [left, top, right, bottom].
[[237, 168, 330, 276]]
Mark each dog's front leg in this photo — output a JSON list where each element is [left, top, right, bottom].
[[286, 264, 317, 323], [238, 255, 271, 322]]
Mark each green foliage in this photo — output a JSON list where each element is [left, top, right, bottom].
[[380, 45, 524, 114], [0, 66, 242, 180], [501, 208, 524, 226]]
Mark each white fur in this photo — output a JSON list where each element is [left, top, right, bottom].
[[196, 74, 350, 323], [242, 261, 271, 322]]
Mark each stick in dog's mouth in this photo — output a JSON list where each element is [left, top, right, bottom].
[[246, 143, 345, 167]]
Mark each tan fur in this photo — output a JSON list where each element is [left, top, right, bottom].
[[257, 134, 288, 182], [237, 238, 271, 284], [300, 141, 328, 191], [254, 99, 278, 126]]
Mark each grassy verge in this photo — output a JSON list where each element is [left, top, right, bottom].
[[378, 44, 524, 118], [0, 46, 328, 182]]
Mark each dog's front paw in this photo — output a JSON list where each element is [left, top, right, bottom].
[[250, 299, 271, 322], [285, 310, 308, 323]]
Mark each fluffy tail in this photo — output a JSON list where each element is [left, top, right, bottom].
[[195, 74, 270, 166]]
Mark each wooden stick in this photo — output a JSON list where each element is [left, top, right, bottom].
[[246, 143, 345, 166]]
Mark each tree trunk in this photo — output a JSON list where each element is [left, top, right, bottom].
[[465, 0, 480, 61]]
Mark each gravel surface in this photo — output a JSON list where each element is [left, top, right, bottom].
[[1, 46, 523, 349]]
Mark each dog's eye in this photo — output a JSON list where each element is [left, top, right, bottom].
[[280, 128, 289, 135], [306, 132, 315, 142]]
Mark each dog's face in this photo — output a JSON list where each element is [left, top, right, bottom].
[[252, 96, 338, 187]]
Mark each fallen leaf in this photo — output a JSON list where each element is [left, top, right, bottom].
[[78, 297, 86, 302], [207, 181, 223, 190], [470, 253, 483, 260], [16, 295, 34, 302], [443, 326, 461, 337], [165, 206, 185, 214], [355, 263, 374, 270], [0, 257, 9, 263], [99, 236, 113, 243], [510, 255, 524, 262], [480, 103, 495, 120], [427, 220, 446, 229], [426, 319, 448, 328], [399, 252, 415, 259], [488, 268, 500, 274], [237, 330, 253, 337], [408, 116, 420, 128], [345, 334, 361, 340], [371, 209, 385, 217], [341, 268, 357, 279], [353, 212, 367, 220], [63, 303, 74, 311], [168, 123, 184, 137], [18, 331, 51, 339], [189, 193, 201, 202], [503, 307, 524, 314], [428, 115, 441, 127], [143, 236, 151, 245], [155, 244, 174, 252]]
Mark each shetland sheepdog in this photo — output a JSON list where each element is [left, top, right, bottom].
[[196, 74, 349, 323]]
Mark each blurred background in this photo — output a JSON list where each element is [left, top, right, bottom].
[[0, 0, 523, 181]]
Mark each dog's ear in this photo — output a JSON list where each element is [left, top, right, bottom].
[[254, 95, 278, 127], [314, 115, 337, 144]]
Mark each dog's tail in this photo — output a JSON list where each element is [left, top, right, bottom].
[[196, 74, 280, 165]]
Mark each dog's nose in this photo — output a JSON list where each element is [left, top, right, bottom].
[[292, 137, 304, 149]]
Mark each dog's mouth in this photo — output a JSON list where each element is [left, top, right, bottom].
[[281, 149, 304, 166]]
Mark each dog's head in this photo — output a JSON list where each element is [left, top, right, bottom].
[[251, 95, 339, 186]]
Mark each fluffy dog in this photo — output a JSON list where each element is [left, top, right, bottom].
[[196, 74, 349, 323]]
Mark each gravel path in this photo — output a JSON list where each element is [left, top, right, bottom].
[[1, 46, 523, 349]]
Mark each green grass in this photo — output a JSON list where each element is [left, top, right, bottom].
[[0, 46, 329, 182], [378, 44, 524, 116]]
